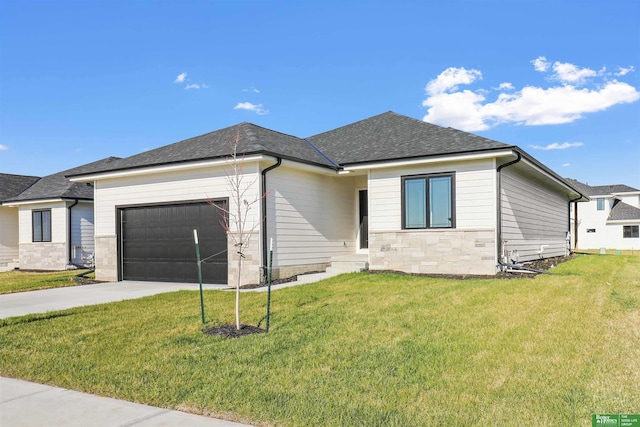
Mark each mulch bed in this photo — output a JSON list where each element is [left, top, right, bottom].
[[238, 270, 325, 290], [203, 324, 266, 338], [72, 277, 103, 286], [371, 255, 574, 280]]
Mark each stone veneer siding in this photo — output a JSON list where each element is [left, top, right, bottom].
[[369, 229, 496, 276], [227, 231, 260, 287], [94, 235, 118, 282], [19, 242, 67, 270]]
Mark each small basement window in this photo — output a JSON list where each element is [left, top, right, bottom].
[[32, 210, 52, 242], [587, 228, 596, 233], [623, 225, 639, 238]]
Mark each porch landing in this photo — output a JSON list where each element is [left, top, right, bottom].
[[292, 254, 369, 285]]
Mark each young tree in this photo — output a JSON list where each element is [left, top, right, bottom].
[[212, 132, 262, 330]]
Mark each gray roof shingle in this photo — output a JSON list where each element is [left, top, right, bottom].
[[591, 184, 639, 195], [564, 179, 639, 196], [609, 200, 640, 221], [5, 157, 120, 203], [68, 123, 336, 176], [306, 111, 512, 165], [0, 174, 40, 202]]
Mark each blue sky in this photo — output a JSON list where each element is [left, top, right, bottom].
[[1, 0, 639, 188]]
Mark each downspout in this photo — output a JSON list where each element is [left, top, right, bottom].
[[569, 194, 582, 252], [261, 157, 282, 283], [496, 151, 521, 270], [67, 199, 79, 268]]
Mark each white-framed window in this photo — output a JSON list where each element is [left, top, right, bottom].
[[597, 198, 605, 211]]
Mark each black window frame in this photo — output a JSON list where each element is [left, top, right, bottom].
[[32, 209, 52, 242], [623, 225, 639, 238], [401, 172, 456, 230]]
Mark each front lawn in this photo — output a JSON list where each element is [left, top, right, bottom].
[[0, 269, 95, 294], [0, 255, 638, 426]]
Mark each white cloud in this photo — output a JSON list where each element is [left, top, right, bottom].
[[185, 83, 208, 90], [551, 61, 597, 84], [422, 59, 640, 131], [426, 67, 482, 96], [234, 102, 269, 115], [616, 66, 635, 76], [562, 163, 571, 167], [174, 72, 208, 90], [529, 142, 584, 150], [531, 56, 549, 72], [174, 72, 187, 83], [0, 144, 8, 151]]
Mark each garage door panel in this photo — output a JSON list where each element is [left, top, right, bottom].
[[120, 202, 227, 284]]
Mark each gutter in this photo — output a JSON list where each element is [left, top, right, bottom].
[[496, 151, 521, 270], [67, 199, 79, 268], [261, 157, 282, 283]]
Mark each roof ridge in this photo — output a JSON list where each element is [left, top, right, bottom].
[[306, 111, 400, 139], [240, 121, 305, 141], [0, 172, 40, 179]]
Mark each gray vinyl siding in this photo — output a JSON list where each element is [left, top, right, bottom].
[[266, 165, 355, 268], [501, 168, 568, 261], [71, 202, 94, 266]]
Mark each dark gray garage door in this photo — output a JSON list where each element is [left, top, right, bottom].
[[119, 201, 227, 284]]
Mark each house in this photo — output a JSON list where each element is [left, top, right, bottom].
[[69, 112, 588, 285], [0, 173, 40, 271], [566, 179, 640, 251], [1, 157, 120, 271]]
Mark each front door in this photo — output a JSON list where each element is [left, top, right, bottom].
[[358, 190, 368, 250]]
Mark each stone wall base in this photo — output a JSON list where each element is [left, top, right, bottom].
[[19, 242, 67, 270], [227, 232, 260, 287], [369, 229, 496, 276], [94, 235, 117, 282]]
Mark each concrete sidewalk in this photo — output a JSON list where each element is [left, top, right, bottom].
[[0, 281, 227, 319], [0, 377, 254, 427]]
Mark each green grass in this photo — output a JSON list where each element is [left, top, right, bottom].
[[0, 269, 94, 294], [576, 249, 639, 256], [1, 255, 638, 426]]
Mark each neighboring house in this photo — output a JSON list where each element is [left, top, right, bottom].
[[566, 179, 640, 251], [0, 173, 40, 271], [1, 157, 120, 271], [69, 112, 587, 285]]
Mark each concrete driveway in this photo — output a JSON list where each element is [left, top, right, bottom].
[[0, 281, 227, 319]]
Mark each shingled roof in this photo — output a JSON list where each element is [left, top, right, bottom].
[[68, 123, 336, 176], [0, 173, 40, 202], [4, 157, 120, 203], [564, 179, 639, 196], [306, 111, 513, 165], [608, 200, 640, 221]]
